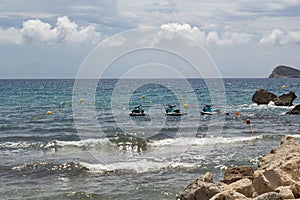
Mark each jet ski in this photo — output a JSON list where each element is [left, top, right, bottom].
[[200, 105, 228, 115], [165, 105, 187, 116], [130, 105, 145, 116]]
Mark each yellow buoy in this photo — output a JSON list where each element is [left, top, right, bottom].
[[183, 103, 189, 109], [141, 95, 145, 99], [281, 85, 286, 89], [80, 98, 84, 103], [47, 111, 53, 115]]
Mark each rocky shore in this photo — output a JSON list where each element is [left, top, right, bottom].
[[177, 135, 300, 200]]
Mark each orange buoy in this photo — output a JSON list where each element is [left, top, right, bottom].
[[246, 119, 251, 124], [80, 98, 84, 103], [142, 95, 145, 99], [235, 111, 239, 116]]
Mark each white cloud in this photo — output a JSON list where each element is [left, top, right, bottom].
[[259, 29, 300, 45], [0, 16, 101, 45], [0, 27, 22, 44], [160, 23, 207, 44], [158, 23, 253, 46]]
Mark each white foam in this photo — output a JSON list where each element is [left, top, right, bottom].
[[149, 135, 263, 147], [0, 141, 32, 149], [79, 159, 198, 174], [44, 138, 114, 148]]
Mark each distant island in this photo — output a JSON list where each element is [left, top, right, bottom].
[[269, 65, 300, 78]]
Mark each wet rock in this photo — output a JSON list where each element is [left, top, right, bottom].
[[274, 91, 297, 106], [252, 89, 277, 105], [287, 104, 300, 114], [221, 166, 254, 184]]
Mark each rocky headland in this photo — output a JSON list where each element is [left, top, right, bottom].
[[177, 135, 300, 200], [269, 66, 300, 78]]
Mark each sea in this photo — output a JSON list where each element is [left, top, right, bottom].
[[0, 78, 299, 200]]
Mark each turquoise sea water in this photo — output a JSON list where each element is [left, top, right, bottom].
[[0, 79, 299, 199]]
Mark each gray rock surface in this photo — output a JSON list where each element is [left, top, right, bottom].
[[252, 89, 277, 105], [274, 92, 297, 106], [287, 104, 300, 114]]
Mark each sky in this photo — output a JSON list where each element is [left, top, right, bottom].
[[0, 0, 300, 78]]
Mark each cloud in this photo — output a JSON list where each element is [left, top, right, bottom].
[[158, 23, 253, 46], [0, 16, 101, 45], [160, 23, 206, 44], [259, 29, 300, 45]]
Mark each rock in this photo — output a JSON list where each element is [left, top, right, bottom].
[[177, 172, 224, 200], [252, 170, 274, 195], [222, 166, 254, 184], [269, 65, 300, 78], [274, 91, 297, 106], [255, 192, 283, 200], [275, 186, 295, 199], [210, 190, 248, 200], [287, 104, 300, 114], [225, 178, 254, 198], [291, 182, 300, 198], [252, 89, 277, 105]]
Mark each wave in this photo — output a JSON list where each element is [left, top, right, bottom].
[[2, 133, 299, 152], [11, 162, 89, 177], [149, 135, 264, 147], [238, 102, 295, 110], [79, 160, 198, 174]]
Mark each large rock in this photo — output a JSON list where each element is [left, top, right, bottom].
[[210, 190, 248, 200], [252, 89, 277, 105], [255, 192, 283, 200], [224, 178, 254, 198], [274, 91, 297, 106], [221, 166, 254, 184], [287, 104, 300, 114], [177, 172, 224, 200], [275, 186, 295, 199], [269, 65, 300, 78]]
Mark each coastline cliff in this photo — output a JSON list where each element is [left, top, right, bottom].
[[269, 66, 300, 78]]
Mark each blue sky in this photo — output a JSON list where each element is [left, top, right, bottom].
[[0, 0, 300, 78]]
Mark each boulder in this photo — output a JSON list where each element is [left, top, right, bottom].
[[177, 172, 224, 200], [222, 166, 254, 184], [252, 170, 274, 195], [274, 91, 297, 106], [210, 190, 248, 200], [255, 192, 283, 200], [252, 89, 277, 105], [275, 186, 295, 199], [224, 178, 254, 198], [287, 104, 300, 114]]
